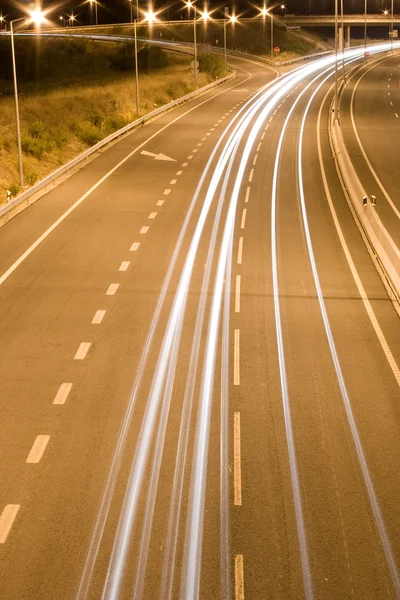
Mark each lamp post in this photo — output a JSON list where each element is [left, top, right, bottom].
[[186, 2, 198, 89], [224, 15, 237, 71], [364, 0, 367, 51], [90, 0, 98, 25], [134, 19, 139, 114], [128, 0, 133, 23], [391, 0, 394, 51], [334, 0, 339, 121], [269, 7, 274, 58], [260, 7, 268, 56], [10, 9, 46, 188], [10, 16, 27, 187]]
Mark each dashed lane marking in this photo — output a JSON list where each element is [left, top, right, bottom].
[[235, 555, 244, 600], [248, 169, 254, 183], [234, 412, 242, 505], [53, 382, 73, 405], [130, 242, 140, 251], [240, 208, 247, 230], [244, 186, 250, 204], [235, 275, 241, 313], [237, 237, 243, 264], [74, 342, 91, 360], [252, 154, 258, 166], [234, 329, 240, 386], [176, 171, 183, 175], [163, 189, 171, 195], [256, 142, 262, 151], [140, 226, 149, 234], [106, 283, 119, 295], [26, 435, 50, 464], [170, 179, 177, 185], [0, 505, 20, 544], [156, 200, 164, 207], [148, 212, 157, 219], [119, 261, 130, 271], [92, 310, 106, 324]]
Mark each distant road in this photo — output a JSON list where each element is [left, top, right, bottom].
[[0, 45, 399, 600]]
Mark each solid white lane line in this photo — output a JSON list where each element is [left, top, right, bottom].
[[235, 555, 244, 600], [0, 505, 20, 544], [26, 435, 50, 464], [256, 142, 262, 151], [156, 200, 164, 207], [148, 212, 157, 219], [244, 186, 251, 204], [170, 180, 177, 185], [237, 237, 243, 264], [163, 189, 171, 195], [235, 275, 241, 313], [130, 242, 140, 251], [234, 329, 240, 386], [119, 261, 130, 271], [248, 169, 254, 182], [106, 283, 119, 295], [92, 309, 106, 324], [234, 412, 242, 506], [74, 342, 91, 360], [53, 382, 72, 405], [252, 154, 258, 166], [139, 226, 149, 234], [240, 208, 247, 229], [176, 171, 183, 175], [318, 88, 400, 387]]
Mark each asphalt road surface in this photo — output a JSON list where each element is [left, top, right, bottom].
[[340, 51, 400, 247], [0, 48, 400, 600]]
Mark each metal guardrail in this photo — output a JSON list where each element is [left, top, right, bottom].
[[0, 70, 235, 220]]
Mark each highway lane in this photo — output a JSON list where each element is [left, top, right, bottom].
[[0, 45, 399, 600], [339, 52, 400, 248], [0, 55, 273, 599]]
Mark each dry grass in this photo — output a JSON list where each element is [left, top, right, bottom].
[[0, 58, 212, 199]]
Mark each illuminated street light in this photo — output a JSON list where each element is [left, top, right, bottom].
[[201, 9, 210, 21], [89, 0, 98, 26], [185, 0, 198, 89], [10, 8, 47, 188], [223, 12, 238, 70], [144, 9, 157, 23], [384, 9, 389, 16]]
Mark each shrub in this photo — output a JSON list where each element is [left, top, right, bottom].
[[26, 172, 39, 185], [29, 120, 46, 139], [75, 121, 102, 146], [198, 53, 226, 78], [137, 46, 169, 70], [53, 128, 68, 149], [105, 114, 128, 131], [9, 183, 19, 197], [21, 135, 51, 159]]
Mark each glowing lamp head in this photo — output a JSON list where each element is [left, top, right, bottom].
[[230, 15, 237, 23], [144, 9, 157, 23], [260, 7, 269, 16], [384, 9, 389, 14], [28, 8, 46, 26], [186, 0, 193, 7], [281, 4, 286, 8], [201, 9, 210, 21]]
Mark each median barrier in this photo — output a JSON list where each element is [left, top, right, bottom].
[[330, 112, 400, 298], [0, 68, 235, 225]]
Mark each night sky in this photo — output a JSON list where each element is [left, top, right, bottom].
[[0, 0, 395, 23]]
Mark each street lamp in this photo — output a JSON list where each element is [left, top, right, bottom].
[[89, 0, 98, 26], [0, 16, 6, 31], [185, 1, 198, 89], [223, 13, 237, 71], [133, 10, 159, 116], [364, 0, 367, 51], [10, 8, 46, 188], [128, 0, 133, 23]]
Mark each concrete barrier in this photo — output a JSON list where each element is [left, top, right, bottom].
[[330, 115, 400, 297]]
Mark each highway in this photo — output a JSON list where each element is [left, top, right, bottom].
[[0, 45, 399, 600], [340, 52, 400, 248]]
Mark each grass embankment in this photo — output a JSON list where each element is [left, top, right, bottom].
[[0, 37, 224, 198]]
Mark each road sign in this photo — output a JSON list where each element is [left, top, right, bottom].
[[190, 60, 199, 70], [364, 51, 370, 57], [274, 46, 280, 54]]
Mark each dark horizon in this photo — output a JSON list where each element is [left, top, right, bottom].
[[0, 0, 396, 23]]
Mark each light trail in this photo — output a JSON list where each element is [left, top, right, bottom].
[[76, 40, 400, 598], [297, 66, 400, 598]]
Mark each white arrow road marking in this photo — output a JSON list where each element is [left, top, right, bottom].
[[140, 150, 176, 162]]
